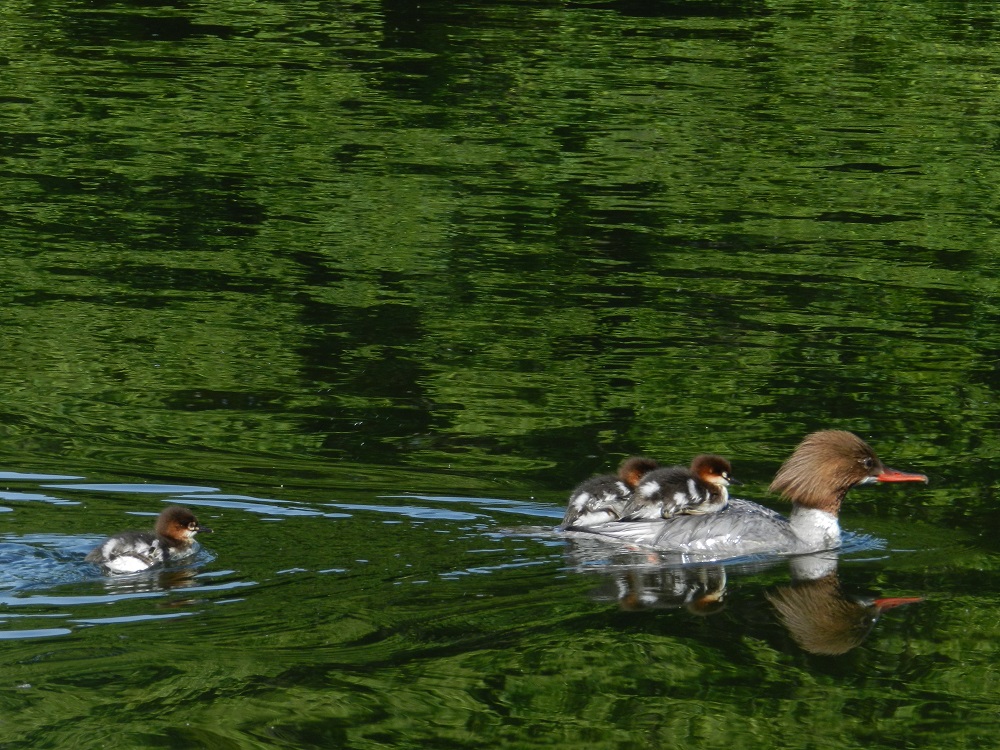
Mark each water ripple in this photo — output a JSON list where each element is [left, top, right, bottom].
[[0, 628, 72, 640], [383, 494, 565, 520], [0, 473, 84, 481], [176, 494, 338, 517], [324, 502, 481, 521], [0, 491, 79, 506], [42, 483, 221, 494], [70, 612, 197, 625]]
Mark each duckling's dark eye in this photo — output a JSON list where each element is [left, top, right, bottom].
[[189, 522, 198, 530], [862, 457, 874, 470]]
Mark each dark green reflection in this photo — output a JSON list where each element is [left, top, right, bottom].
[[0, 0, 998, 746]]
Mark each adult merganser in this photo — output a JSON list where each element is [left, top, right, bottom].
[[561, 456, 660, 528], [618, 454, 735, 521], [568, 431, 927, 561], [85, 505, 213, 574]]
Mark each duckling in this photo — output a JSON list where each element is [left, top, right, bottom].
[[561, 456, 659, 529], [85, 505, 212, 574], [620, 454, 735, 521]]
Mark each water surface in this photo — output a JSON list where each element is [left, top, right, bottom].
[[1, 0, 999, 747]]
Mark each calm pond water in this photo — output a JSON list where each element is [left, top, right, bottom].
[[1, 0, 1000, 747]]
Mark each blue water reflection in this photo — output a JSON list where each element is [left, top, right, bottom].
[[388, 493, 568, 520], [0, 491, 79, 505], [323, 501, 482, 521], [0, 628, 73, 640], [44, 483, 221, 494], [70, 612, 197, 625], [0, 473, 85, 481], [176, 494, 341, 517]]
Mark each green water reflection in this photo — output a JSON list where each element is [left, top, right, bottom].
[[0, 0, 999, 746]]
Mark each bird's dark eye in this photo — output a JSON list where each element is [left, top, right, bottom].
[[189, 522, 198, 530], [862, 457, 874, 470]]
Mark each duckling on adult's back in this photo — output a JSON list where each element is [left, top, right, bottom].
[[561, 456, 659, 528], [85, 505, 213, 574], [619, 454, 735, 521]]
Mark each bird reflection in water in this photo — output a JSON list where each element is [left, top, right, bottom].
[[766, 553, 922, 655], [591, 565, 728, 615], [566, 540, 922, 654], [99, 567, 202, 608], [767, 575, 921, 655]]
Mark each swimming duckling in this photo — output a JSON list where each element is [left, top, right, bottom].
[[85, 505, 212, 574]]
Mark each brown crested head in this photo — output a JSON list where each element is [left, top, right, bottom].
[[690, 454, 735, 487], [618, 456, 660, 488], [156, 505, 212, 544], [769, 430, 927, 514]]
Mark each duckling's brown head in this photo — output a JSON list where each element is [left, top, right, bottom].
[[156, 505, 213, 545], [617, 456, 660, 489], [691, 454, 736, 488]]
